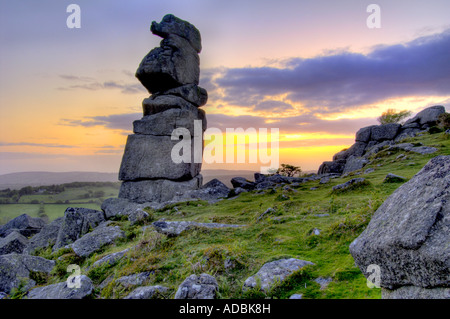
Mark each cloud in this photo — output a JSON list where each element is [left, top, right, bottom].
[[0, 142, 76, 148], [57, 74, 146, 94], [60, 113, 141, 131], [208, 29, 450, 112]]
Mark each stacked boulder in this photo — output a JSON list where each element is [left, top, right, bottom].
[[118, 14, 207, 204], [318, 105, 446, 175]]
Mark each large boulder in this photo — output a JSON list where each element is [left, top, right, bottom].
[[343, 156, 369, 174], [115, 272, 152, 288], [134, 107, 206, 136], [150, 14, 202, 53], [157, 84, 207, 107], [355, 125, 377, 143], [24, 217, 63, 255], [230, 177, 256, 190], [317, 160, 346, 175], [0, 253, 55, 294], [174, 273, 218, 299], [0, 231, 29, 255], [370, 124, 402, 142], [119, 175, 203, 204], [243, 258, 314, 292], [136, 34, 199, 93], [27, 275, 93, 299], [0, 214, 46, 238], [71, 223, 125, 258], [350, 156, 450, 295], [101, 197, 147, 219], [118, 134, 202, 181], [53, 208, 106, 252], [404, 105, 445, 127]]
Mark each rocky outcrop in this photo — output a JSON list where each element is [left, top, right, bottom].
[[317, 105, 446, 175], [349, 156, 450, 298], [27, 275, 93, 299], [243, 258, 314, 292], [0, 253, 55, 294], [0, 214, 46, 238], [118, 14, 207, 205], [174, 273, 218, 299]]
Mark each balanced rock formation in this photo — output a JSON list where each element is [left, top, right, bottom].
[[318, 105, 446, 175], [349, 156, 450, 298], [118, 14, 207, 204]]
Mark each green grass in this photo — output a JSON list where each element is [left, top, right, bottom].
[[8, 131, 450, 299]]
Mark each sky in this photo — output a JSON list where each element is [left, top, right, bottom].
[[0, 0, 449, 175]]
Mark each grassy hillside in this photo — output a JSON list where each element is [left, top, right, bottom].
[[27, 131, 450, 299]]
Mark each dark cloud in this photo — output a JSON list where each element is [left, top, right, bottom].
[[254, 100, 294, 112], [210, 29, 450, 112]]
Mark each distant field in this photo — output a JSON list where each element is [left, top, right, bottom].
[[0, 203, 101, 224], [0, 182, 120, 224]]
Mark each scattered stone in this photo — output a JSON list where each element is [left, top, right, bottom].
[[350, 156, 450, 292], [92, 248, 131, 269], [0, 231, 29, 255], [314, 214, 330, 218], [314, 277, 332, 290], [332, 178, 366, 191], [71, 223, 125, 257], [409, 146, 438, 155], [128, 209, 150, 226], [383, 173, 407, 183], [151, 220, 244, 237], [257, 208, 275, 222], [174, 273, 218, 299], [0, 214, 46, 238], [124, 285, 169, 299], [0, 253, 55, 294], [116, 272, 152, 288], [24, 217, 63, 255], [310, 187, 318, 191], [364, 168, 375, 174], [27, 275, 93, 299], [319, 177, 330, 184], [289, 294, 303, 299], [312, 229, 321, 236], [243, 258, 314, 292]]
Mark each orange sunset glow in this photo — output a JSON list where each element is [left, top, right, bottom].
[[1, 1, 449, 175]]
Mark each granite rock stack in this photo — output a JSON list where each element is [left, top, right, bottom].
[[118, 14, 207, 204]]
